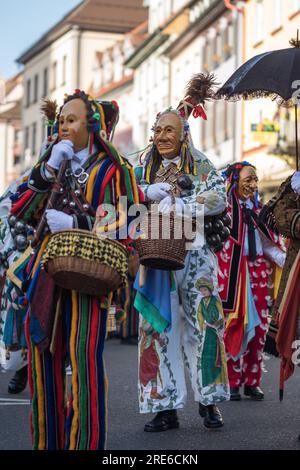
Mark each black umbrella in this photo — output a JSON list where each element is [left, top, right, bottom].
[[215, 33, 300, 169]]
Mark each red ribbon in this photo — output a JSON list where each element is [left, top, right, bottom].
[[192, 104, 207, 120]]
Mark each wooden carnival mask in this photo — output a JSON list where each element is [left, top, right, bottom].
[[237, 166, 258, 200], [154, 112, 182, 160], [58, 98, 89, 152]]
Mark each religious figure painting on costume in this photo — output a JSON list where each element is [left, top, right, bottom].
[[195, 277, 227, 389], [139, 318, 167, 403]]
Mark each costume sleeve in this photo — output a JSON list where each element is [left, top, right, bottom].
[[260, 233, 286, 268], [182, 167, 227, 217], [273, 190, 300, 239], [0, 181, 24, 276], [27, 162, 55, 193], [72, 214, 95, 231]]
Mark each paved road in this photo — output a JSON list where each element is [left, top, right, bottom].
[[0, 338, 300, 450]]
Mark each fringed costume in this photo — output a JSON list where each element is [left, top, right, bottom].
[[217, 163, 285, 392], [260, 174, 300, 400], [0, 91, 140, 449]]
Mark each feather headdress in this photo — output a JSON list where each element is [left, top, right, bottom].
[[177, 72, 218, 120], [40, 99, 58, 141]]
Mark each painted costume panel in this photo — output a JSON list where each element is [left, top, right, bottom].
[[136, 154, 230, 412]]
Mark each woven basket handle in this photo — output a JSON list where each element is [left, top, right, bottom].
[[169, 193, 176, 214]]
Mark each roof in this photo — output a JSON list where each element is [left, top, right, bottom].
[[17, 0, 148, 64], [4, 72, 23, 97], [0, 101, 21, 121]]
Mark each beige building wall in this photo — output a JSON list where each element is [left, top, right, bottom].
[[0, 76, 23, 193], [22, 29, 123, 171]]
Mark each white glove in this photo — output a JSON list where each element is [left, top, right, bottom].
[[146, 182, 172, 202], [277, 251, 286, 269], [46, 209, 74, 233], [47, 140, 74, 170], [198, 190, 219, 210], [291, 171, 300, 195], [158, 195, 185, 214]]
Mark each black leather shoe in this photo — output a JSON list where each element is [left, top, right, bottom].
[[8, 365, 28, 394], [203, 405, 224, 429], [230, 387, 241, 401], [199, 403, 207, 417], [144, 410, 179, 432], [244, 385, 264, 400]]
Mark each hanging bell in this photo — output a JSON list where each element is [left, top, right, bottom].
[[10, 228, 16, 238], [62, 198, 68, 206], [8, 215, 17, 227], [15, 234, 29, 251], [177, 175, 193, 190], [15, 221, 26, 234], [204, 220, 213, 235], [212, 219, 224, 233], [219, 226, 231, 241], [221, 213, 231, 227]]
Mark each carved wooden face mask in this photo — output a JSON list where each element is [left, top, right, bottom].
[[154, 112, 182, 160], [237, 166, 258, 200], [58, 98, 89, 152]]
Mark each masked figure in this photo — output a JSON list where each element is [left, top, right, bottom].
[[0, 90, 140, 449], [217, 162, 285, 401], [260, 171, 300, 441], [134, 74, 230, 432]]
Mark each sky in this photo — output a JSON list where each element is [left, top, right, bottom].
[[0, 0, 82, 79]]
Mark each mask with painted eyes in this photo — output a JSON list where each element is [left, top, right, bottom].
[[237, 166, 258, 200], [154, 113, 182, 160], [58, 98, 89, 152]]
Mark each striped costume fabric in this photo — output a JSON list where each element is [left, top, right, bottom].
[[25, 293, 108, 450], [8, 144, 140, 450]]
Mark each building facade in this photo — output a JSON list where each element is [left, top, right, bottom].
[[125, 0, 245, 169], [0, 73, 23, 193], [242, 0, 300, 198], [17, 0, 147, 170], [89, 20, 148, 157]]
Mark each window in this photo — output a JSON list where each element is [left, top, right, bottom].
[[255, 0, 264, 44], [43, 68, 48, 97], [41, 118, 46, 142], [226, 102, 234, 140], [292, 0, 300, 13], [26, 79, 31, 107], [203, 40, 212, 72], [223, 22, 234, 59], [24, 126, 29, 150], [273, 0, 282, 30], [62, 55, 67, 86], [215, 101, 226, 145], [32, 122, 37, 156], [33, 74, 39, 103], [213, 33, 222, 66], [51, 61, 57, 91]]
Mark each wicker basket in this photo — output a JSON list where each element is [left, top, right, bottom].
[[135, 203, 188, 270], [42, 229, 128, 297]]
